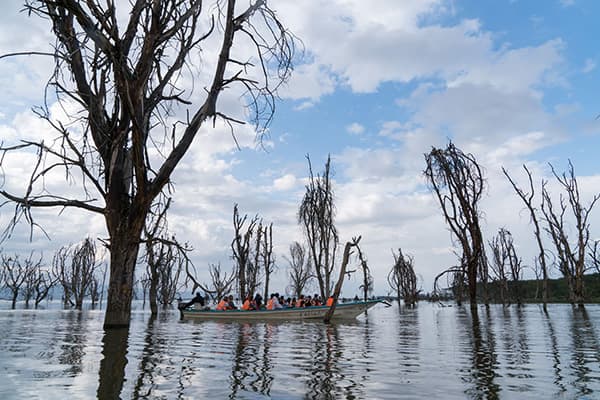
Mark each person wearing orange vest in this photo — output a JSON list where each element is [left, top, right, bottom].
[[241, 294, 256, 311], [216, 296, 228, 311], [326, 296, 334, 307]]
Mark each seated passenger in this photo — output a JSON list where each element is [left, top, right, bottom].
[[242, 294, 256, 311], [295, 295, 304, 308], [326, 296, 334, 307], [216, 296, 228, 311], [227, 295, 237, 310]]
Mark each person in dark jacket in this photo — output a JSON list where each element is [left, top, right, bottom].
[[179, 292, 205, 310]]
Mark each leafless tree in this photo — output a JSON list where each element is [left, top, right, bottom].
[[21, 253, 54, 308], [356, 244, 373, 302], [0, 0, 296, 328], [206, 262, 236, 303], [503, 165, 549, 308], [590, 241, 600, 274], [489, 228, 522, 305], [52, 238, 102, 309], [388, 249, 419, 307], [141, 196, 190, 314], [1, 253, 41, 309], [299, 155, 339, 299], [424, 141, 487, 306], [88, 263, 106, 309], [261, 222, 275, 301], [231, 204, 260, 300], [285, 241, 313, 299], [324, 236, 361, 323], [541, 161, 599, 305]]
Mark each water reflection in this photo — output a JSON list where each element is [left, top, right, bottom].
[[58, 311, 87, 377], [543, 307, 566, 394], [229, 323, 274, 398], [460, 307, 500, 399], [97, 327, 129, 399], [569, 305, 600, 398]]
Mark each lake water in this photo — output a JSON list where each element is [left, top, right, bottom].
[[0, 301, 599, 399]]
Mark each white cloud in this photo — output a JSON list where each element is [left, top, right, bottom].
[[273, 174, 298, 191], [582, 58, 596, 73], [346, 122, 365, 135]]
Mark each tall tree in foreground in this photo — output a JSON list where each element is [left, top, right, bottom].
[[0, 1, 295, 327], [299, 155, 339, 299], [388, 249, 419, 307], [424, 141, 488, 306], [541, 161, 598, 305]]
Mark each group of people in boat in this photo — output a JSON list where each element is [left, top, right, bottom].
[[215, 292, 335, 311]]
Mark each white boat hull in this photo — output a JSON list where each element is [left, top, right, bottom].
[[180, 300, 380, 321]]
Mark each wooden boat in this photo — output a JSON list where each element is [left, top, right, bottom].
[[179, 300, 381, 321]]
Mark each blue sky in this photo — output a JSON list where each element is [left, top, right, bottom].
[[1, 0, 599, 296]]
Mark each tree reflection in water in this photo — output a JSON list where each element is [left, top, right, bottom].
[[229, 323, 274, 398], [499, 306, 533, 392], [58, 311, 87, 377], [543, 307, 566, 394], [461, 307, 500, 399], [569, 305, 600, 398], [97, 326, 129, 399]]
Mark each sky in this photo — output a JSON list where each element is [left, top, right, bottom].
[[1, 0, 600, 298]]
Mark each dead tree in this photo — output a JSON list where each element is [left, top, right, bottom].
[[261, 223, 275, 301], [52, 238, 101, 310], [1, 253, 35, 309], [356, 245, 373, 302], [0, 0, 296, 328], [299, 155, 339, 299], [503, 165, 549, 308], [591, 241, 600, 273], [424, 141, 487, 306], [324, 236, 361, 323], [285, 241, 313, 298], [541, 161, 599, 305], [231, 204, 260, 300], [141, 196, 190, 314], [489, 228, 522, 305], [207, 262, 236, 302], [21, 253, 48, 308], [388, 249, 419, 307]]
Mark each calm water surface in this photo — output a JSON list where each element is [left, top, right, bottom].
[[0, 301, 599, 399]]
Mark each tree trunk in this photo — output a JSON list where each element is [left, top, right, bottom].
[[104, 209, 145, 328], [149, 271, 158, 316], [11, 291, 18, 309]]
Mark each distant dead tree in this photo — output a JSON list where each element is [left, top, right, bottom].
[[142, 197, 190, 314], [207, 262, 236, 302], [261, 223, 275, 301], [231, 204, 260, 300], [299, 155, 339, 299], [425, 141, 488, 306], [541, 161, 599, 305], [2, 253, 41, 309], [0, 0, 296, 328], [52, 238, 101, 310], [21, 253, 54, 308], [88, 263, 107, 309], [355, 244, 373, 302], [503, 165, 550, 309], [388, 249, 419, 307], [590, 241, 600, 273], [489, 228, 523, 305], [285, 241, 313, 298]]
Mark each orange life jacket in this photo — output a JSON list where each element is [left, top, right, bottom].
[[266, 298, 274, 310], [216, 299, 228, 311], [326, 297, 334, 307], [242, 299, 251, 310], [295, 299, 303, 308]]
